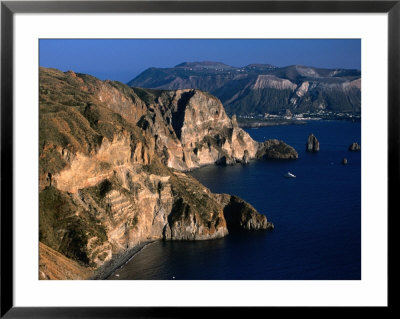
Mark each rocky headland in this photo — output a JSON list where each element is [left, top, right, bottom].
[[39, 67, 296, 279]]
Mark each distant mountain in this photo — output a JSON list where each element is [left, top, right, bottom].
[[128, 62, 361, 116]]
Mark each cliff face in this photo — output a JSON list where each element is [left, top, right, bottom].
[[40, 159, 230, 270], [135, 89, 264, 170], [39, 67, 278, 279]]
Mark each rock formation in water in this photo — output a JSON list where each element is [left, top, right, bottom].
[[38, 67, 290, 279], [348, 142, 361, 151], [342, 158, 348, 165], [306, 134, 320, 152], [215, 194, 274, 231], [257, 139, 298, 159]]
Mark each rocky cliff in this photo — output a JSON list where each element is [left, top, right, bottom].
[[39, 67, 291, 279], [133, 88, 297, 170]]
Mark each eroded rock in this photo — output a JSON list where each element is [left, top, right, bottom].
[[215, 194, 274, 232], [348, 142, 361, 151], [306, 134, 320, 152]]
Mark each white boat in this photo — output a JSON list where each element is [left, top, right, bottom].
[[284, 172, 296, 178]]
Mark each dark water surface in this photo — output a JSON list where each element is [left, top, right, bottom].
[[110, 121, 361, 280]]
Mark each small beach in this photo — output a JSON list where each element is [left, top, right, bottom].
[[91, 240, 157, 280]]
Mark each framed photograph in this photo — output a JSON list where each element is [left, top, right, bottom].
[[1, 0, 397, 317]]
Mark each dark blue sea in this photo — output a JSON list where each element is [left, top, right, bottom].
[[110, 120, 361, 280]]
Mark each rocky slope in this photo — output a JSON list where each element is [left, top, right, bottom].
[[39, 242, 92, 280], [128, 61, 361, 116], [39, 67, 290, 279]]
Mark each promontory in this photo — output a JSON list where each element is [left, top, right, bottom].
[[39, 67, 297, 279]]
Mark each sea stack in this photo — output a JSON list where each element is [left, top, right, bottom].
[[306, 134, 320, 152], [348, 142, 361, 151]]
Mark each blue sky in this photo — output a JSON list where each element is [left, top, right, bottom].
[[40, 39, 361, 83]]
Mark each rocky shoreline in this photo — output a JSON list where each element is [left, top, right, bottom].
[[38, 67, 284, 280], [238, 119, 307, 128], [90, 240, 157, 280]]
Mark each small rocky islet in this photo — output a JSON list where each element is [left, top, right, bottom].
[[349, 142, 361, 151], [305, 133, 361, 165]]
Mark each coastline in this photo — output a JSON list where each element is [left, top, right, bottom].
[[238, 119, 307, 128], [237, 117, 360, 129], [90, 240, 158, 280], [88, 120, 360, 280]]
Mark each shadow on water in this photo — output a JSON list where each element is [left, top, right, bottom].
[[110, 231, 276, 280]]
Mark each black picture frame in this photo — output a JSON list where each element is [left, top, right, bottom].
[[1, 1, 398, 318]]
